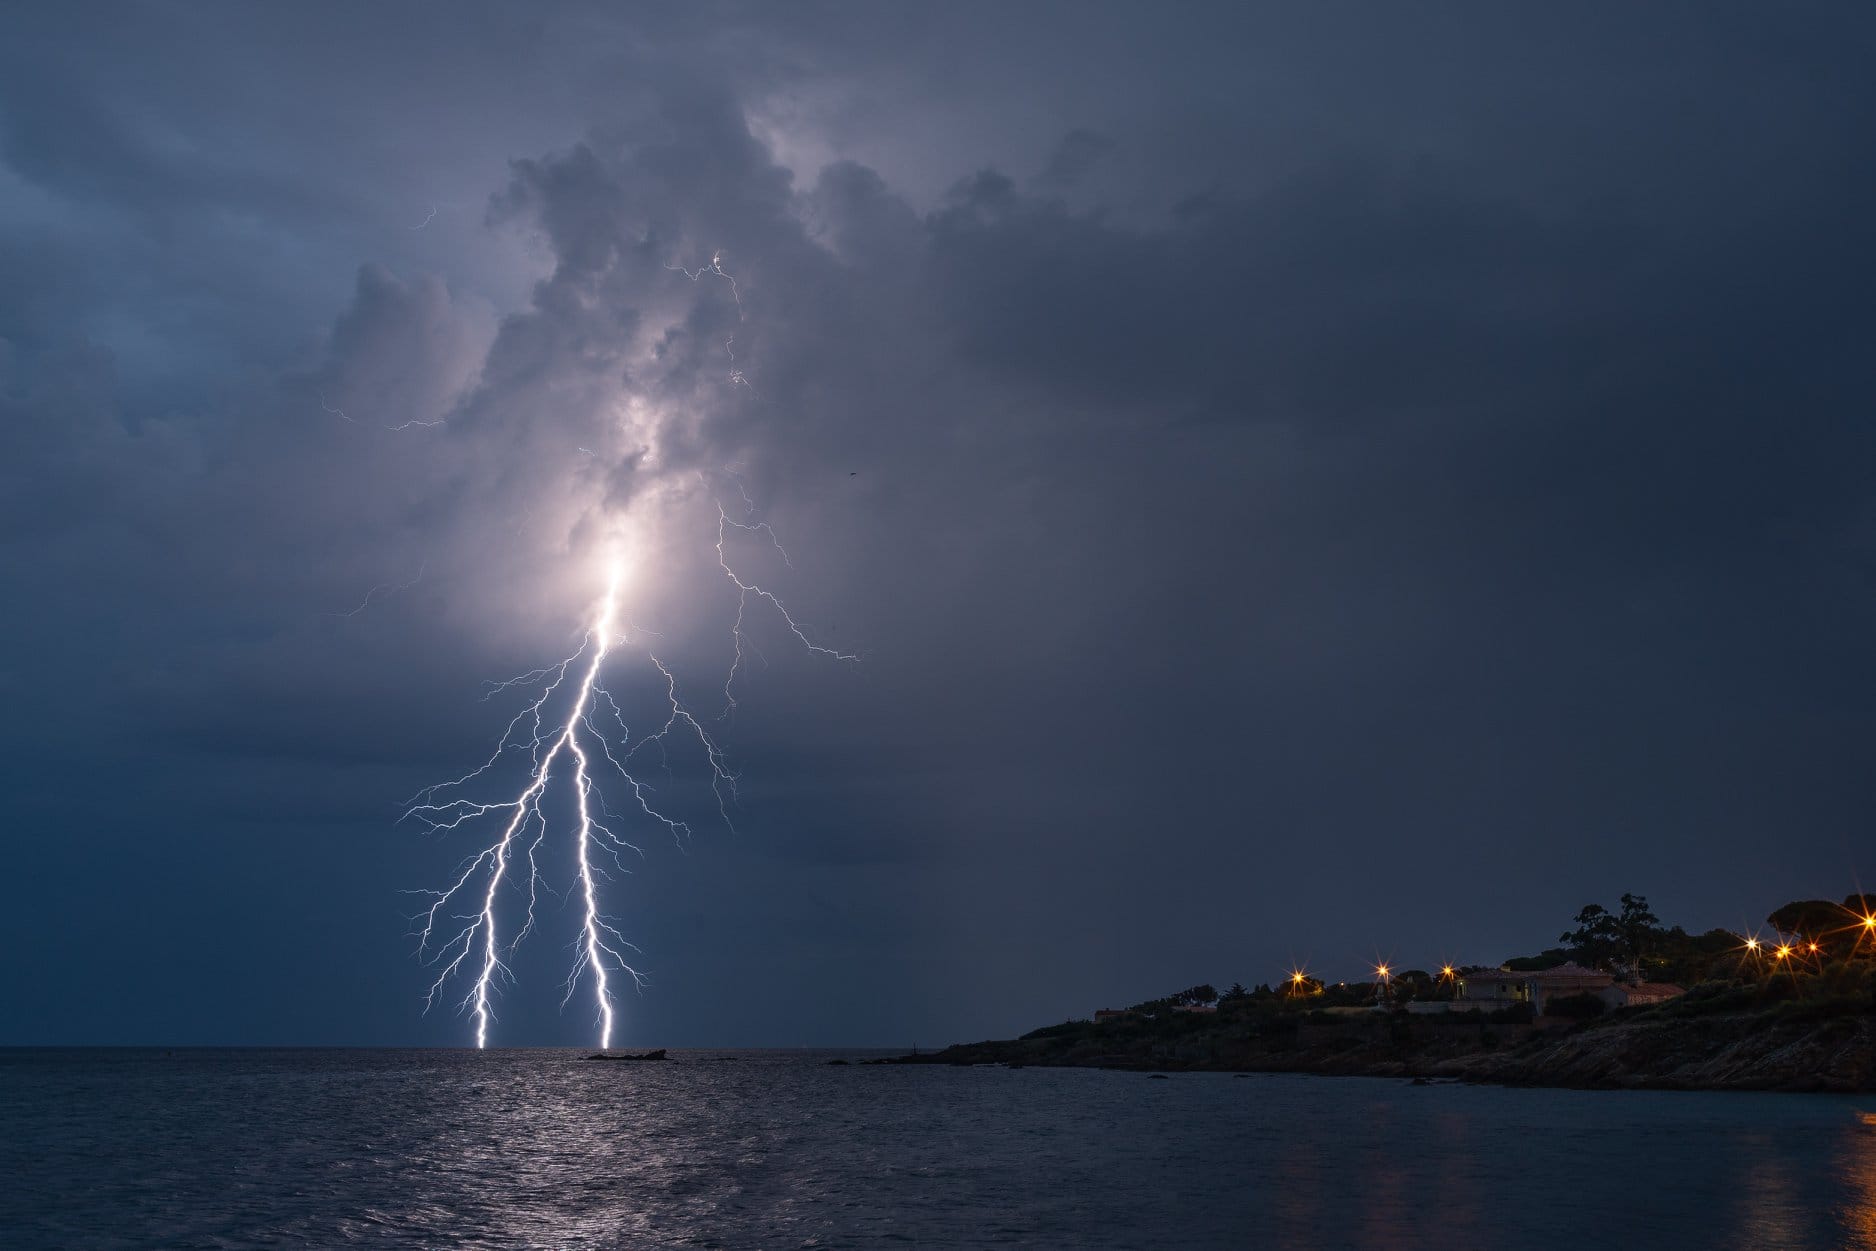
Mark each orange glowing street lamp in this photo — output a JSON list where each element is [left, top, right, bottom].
[[1737, 935, 1766, 979]]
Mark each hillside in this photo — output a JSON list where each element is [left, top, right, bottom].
[[881, 988, 1876, 1092]]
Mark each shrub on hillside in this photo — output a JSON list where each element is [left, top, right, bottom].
[[1545, 992, 1605, 1020]]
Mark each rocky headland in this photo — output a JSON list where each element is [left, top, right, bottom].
[[880, 992, 1876, 1093]]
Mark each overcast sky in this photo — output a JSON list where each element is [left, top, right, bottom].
[[5, 3, 1875, 1047]]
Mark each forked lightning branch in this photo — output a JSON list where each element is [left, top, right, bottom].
[[404, 503, 854, 1049]]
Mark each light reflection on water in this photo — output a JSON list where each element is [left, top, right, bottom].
[[1734, 1133, 1806, 1249], [1, 1048, 1872, 1249], [1843, 1114, 1876, 1247]]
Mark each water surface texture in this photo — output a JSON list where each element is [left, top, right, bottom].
[[3, 1048, 1873, 1249]]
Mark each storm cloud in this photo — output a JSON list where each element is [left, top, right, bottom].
[[4, 3, 1875, 1045]]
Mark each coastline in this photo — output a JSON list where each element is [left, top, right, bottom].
[[879, 1006, 1876, 1094]]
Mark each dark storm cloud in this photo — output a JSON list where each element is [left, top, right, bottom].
[[4, 3, 1876, 1046]]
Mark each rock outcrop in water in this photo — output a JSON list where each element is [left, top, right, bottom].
[[585, 1048, 668, 1062]]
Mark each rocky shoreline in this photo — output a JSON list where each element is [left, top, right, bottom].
[[879, 1005, 1876, 1093]]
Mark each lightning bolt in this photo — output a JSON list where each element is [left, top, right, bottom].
[[408, 497, 851, 1048], [404, 246, 851, 1050], [328, 559, 426, 619], [407, 566, 675, 1048], [667, 251, 755, 390], [666, 248, 743, 316], [317, 388, 447, 432], [723, 336, 757, 393], [716, 497, 855, 715], [318, 391, 354, 423]]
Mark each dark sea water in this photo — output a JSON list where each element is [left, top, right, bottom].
[[2, 1048, 1874, 1250]]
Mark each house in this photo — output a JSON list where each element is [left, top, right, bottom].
[[1093, 1008, 1133, 1023], [1458, 962, 1614, 1015], [1171, 1002, 1218, 1014], [1598, 982, 1685, 1010]]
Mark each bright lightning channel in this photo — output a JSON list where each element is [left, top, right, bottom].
[[406, 242, 850, 1049], [408, 502, 853, 1049], [407, 566, 645, 1049]]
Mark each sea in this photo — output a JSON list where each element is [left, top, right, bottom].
[[2, 1048, 1872, 1249]]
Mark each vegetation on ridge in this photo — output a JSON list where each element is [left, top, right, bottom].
[[886, 890, 1876, 1093]]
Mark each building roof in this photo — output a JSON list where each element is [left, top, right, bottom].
[[1530, 962, 1611, 981], [1463, 962, 1612, 983], [1462, 969, 1523, 983]]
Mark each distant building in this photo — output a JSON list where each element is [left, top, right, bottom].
[[1171, 1003, 1218, 1014], [1405, 966, 1685, 1016], [1598, 982, 1685, 1010], [1457, 962, 1614, 1015], [1093, 1009, 1133, 1023]]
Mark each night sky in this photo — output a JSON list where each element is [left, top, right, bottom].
[[5, 4, 1875, 1047]]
